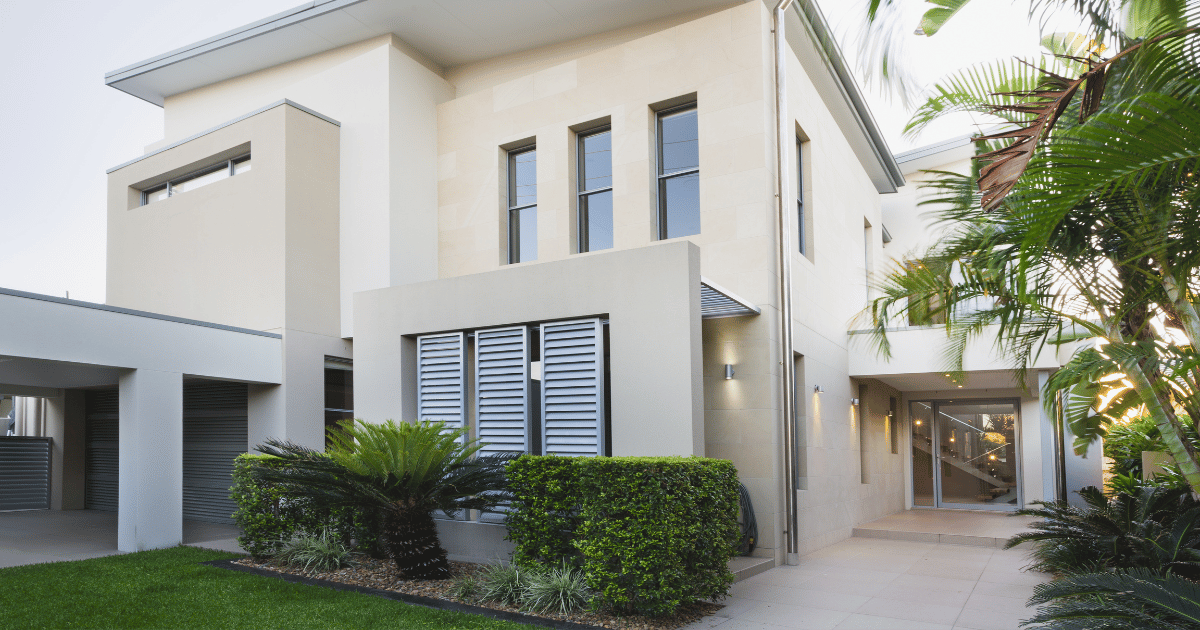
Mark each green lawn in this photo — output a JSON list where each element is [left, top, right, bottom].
[[0, 547, 527, 629]]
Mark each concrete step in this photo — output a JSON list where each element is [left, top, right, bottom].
[[729, 555, 775, 582], [852, 526, 1010, 548]]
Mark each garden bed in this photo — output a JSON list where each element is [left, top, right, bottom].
[[223, 556, 722, 630]]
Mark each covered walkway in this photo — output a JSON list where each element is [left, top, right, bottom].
[[0, 509, 243, 568]]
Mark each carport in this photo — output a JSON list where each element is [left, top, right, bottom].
[[0, 288, 281, 552]]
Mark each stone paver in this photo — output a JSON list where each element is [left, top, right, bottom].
[[688, 536, 1050, 630]]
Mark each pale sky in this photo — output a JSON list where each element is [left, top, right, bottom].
[[0, 0, 1078, 304]]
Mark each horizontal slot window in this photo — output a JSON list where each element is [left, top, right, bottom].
[[141, 154, 250, 206]]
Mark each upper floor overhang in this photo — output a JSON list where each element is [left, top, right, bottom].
[[104, 0, 744, 106], [849, 325, 1076, 392]]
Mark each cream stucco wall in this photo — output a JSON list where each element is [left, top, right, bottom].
[[159, 36, 453, 338]]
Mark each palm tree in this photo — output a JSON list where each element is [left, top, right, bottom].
[[854, 1, 1200, 492], [253, 419, 512, 580]]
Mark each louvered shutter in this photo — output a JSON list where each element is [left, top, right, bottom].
[[85, 388, 119, 512], [417, 333, 466, 433], [0, 437, 51, 511], [540, 318, 606, 457], [475, 326, 531, 455]]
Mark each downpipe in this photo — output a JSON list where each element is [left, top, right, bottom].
[[773, 0, 799, 566]]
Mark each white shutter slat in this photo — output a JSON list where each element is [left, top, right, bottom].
[[540, 318, 605, 457], [475, 326, 531, 456], [417, 333, 466, 434]]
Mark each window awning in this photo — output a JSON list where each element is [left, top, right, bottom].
[[700, 277, 761, 319]]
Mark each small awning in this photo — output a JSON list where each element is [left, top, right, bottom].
[[700, 277, 761, 319]]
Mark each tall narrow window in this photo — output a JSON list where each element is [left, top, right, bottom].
[[797, 138, 806, 255], [508, 147, 537, 263], [324, 357, 353, 448], [578, 127, 613, 252], [657, 104, 700, 239]]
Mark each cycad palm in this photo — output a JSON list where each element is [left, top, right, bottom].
[[856, 1, 1200, 492], [253, 419, 512, 579]]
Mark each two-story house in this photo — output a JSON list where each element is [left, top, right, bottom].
[[0, 0, 1097, 562]]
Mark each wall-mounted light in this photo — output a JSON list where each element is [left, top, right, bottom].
[[850, 398, 860, 405], [724, 364, 735, 380], [814, 385, 825, 393]]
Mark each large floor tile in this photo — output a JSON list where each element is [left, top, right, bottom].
[[833, 613, 954, 630], [855, 597, 964, 626]]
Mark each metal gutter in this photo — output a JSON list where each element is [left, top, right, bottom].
[[791, 0, 905, 191], [0, 287, 282, 339]]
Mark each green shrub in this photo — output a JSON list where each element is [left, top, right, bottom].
[[1007, 486, 1200, 577], [449, 574, 481, 603], [522, 562, 593, 615], [505, 457, 582, 566], [275, 529, 357, 572], [505, 455, 740, 616], [230, 454, 380, 559], [1023, 569, 1200, 630], [479, 563, 531, 606]]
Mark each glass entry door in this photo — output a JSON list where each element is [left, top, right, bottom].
[[910, 399, 1020, 510]]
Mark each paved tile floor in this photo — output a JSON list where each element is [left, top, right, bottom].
[[689, 536, 1050, 629], [0, 509, 243, 568]]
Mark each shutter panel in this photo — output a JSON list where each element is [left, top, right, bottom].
[[540, 318, 606, 457], [418, 333, 466, 433], [475, 326, 531, 456], [182, 381, 248, 524], [0, 437, 51, 511], [85, 388, 120, 513]]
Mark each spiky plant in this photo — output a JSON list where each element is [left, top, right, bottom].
[[1022, 568, 1200, 629], [522, 561, 594, 615], [1006, 486, 1200, 577], [274, 528, 357, 572], [253, 419, 512, 580]]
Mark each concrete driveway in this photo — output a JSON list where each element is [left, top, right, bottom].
[[0, 509, 243, 568]]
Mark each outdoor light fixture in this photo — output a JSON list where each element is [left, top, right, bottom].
[[814, 385, 825, 393], [914, 420, 922, 426], [724, 364, 735, 380], [850, 398, 860, 405]]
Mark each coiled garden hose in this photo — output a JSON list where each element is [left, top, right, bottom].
[[737, 482, 757, 556]]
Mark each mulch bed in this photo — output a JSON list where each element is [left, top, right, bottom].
[[220, 556, 723, 630]]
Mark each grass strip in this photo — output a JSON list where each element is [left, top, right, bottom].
[[0, 546, 528, 629]]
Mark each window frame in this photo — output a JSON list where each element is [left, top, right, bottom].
[[655, 103, 700, 240], [576, 125, 613, 253], [141, 154, 251, 206], [507, 145, 537, 264], [797, 137, 806, 256]]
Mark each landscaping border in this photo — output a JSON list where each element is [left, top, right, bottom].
[[201, 559, 605, 630]]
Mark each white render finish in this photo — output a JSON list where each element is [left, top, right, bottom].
[[354, 242, 705, 458], [118, 368, 184, 552]]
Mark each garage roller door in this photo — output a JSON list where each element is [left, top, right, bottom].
[[183, 381, 248, 524], [84, 389, 119, 512]]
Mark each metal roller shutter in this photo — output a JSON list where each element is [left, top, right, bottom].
[[540, 319, 606, 457], [417, 333, 466, 433], [183, 381, 248, 524], [475, 326, 532, 455], [0, 437, 51, 511], [85, 389, 119, 512]]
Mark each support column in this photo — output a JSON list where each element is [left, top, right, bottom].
[[118, 369, 183, 552], [45, 390, 86, 510]]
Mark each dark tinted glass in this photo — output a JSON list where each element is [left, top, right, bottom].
[[661, 172, 700, 238], [582, 190, 613, 252], [659, 108, 698, 175], [580, 130, 612, 191]]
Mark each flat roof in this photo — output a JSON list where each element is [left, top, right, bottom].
[[105, 0, 743, 106]]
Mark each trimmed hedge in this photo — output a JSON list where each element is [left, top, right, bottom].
[[506, 455, 739, 616], [230, 454, 380, 559]]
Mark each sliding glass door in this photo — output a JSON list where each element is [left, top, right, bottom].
[[910, 399, 1021, 510]]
